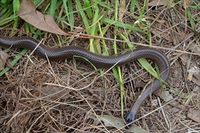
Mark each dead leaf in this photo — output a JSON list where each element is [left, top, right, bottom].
[[99, 115, 124, 128], [18, 0, 67, 35], [158, 91, 174, 102], [148, 0, 175, 7], [0, 50, 10, 71], [187, 109, 200, 123], [187, 66, 200, 86], [179, 54, 200, 86], [189, 44, 200, 53], [37, 86, 70, 100], [97, 115, 148, 133], [127, 125, 149, 133], [148, 0, 166, 6], [183, 0, 191, 9]]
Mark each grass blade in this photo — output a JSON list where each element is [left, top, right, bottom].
[[63, 0, 75, 31], [75, 0, 89, 31], [103, 18, 143, 33], [0, 49, 27, 77], [83, 0, 92, 18], [49, 0, 57, 16], [130, 0, 138, 14]]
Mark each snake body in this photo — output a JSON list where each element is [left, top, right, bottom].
[[0, 36, 170, 124]]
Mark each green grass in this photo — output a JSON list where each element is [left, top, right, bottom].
[[0, 0, 199, 119]]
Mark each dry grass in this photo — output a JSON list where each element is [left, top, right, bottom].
[[0, 3, 200, 133]]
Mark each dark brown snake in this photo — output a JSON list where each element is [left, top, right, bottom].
[[0, 36, 170, 125]]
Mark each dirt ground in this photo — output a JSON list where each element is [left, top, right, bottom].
[[0, 6, 200, 133]]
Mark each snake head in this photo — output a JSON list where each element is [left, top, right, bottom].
[[125, 112, 136, 126]]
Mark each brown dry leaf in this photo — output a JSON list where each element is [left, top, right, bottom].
[[38, 86, 70, 100], [97, 115, 148, 133], [0, 50, 10, 71], [189, 44, 200, 53], [148, 0, 175, 7], [183, 0, 191, 9], [187, 109, 200, 123], [148, 0, 166, 6], [187, 66, 200, 86], [158, 91, 173, 102], [18, 0, 67, 35]]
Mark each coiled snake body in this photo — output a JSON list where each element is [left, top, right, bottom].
[[0, 36, 170, 124]]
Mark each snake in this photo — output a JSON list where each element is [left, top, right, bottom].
[[0, 36, 170, 124]]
